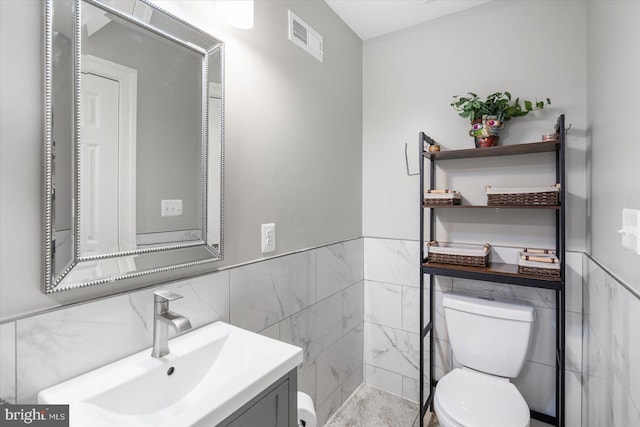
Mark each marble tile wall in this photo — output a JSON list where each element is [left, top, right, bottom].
[[582, 255, 640, 427], [362, 237, 584, 426], [0, 238, 364, 426]]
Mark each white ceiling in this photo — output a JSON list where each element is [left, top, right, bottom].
[[324, 0, 491, 40]]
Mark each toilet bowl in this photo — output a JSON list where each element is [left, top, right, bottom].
[[434, 368, 529, 427], [434, 293, 535, 427]]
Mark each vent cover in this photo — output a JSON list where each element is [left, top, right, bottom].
[[288, 10, 323, 62]]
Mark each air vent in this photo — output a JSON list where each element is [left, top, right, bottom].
[[288, 10, 323, 62], [292, 19, 308, 44]]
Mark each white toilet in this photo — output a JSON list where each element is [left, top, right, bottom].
[[434, 292, 535, 427]]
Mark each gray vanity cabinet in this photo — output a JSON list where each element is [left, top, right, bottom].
[[218, 370, 297, 427]]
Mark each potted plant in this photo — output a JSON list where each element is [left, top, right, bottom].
[[451, 92, 551, 148]]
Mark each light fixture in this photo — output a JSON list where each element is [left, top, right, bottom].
[[218, 0, 254, 29]]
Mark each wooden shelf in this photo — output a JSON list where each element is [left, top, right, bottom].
[[423, 204, 560, 210], [422, 261, 562, 290], [424, 141, 559, 161]]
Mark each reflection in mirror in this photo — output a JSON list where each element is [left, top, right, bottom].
[[44, 0, 224, 293]]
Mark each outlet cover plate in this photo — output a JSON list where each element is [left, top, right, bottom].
[[261, 223, 276, 253]]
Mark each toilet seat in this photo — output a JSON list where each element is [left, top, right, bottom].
[[434, 368, 530, 427]]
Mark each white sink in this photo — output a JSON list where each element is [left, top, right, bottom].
[[38, 321, 303, 427]]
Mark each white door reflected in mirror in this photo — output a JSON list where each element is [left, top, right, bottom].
[[80, 55, 137, 257]]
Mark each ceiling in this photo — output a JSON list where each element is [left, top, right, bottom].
[[324, 0, 491, 40]]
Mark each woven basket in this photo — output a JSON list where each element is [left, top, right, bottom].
[[423, 198, 461, 206], [518, 265, 560, 278], [426, 241, 490, 267], [518, 251, 560, 277], [424, 190, 461, 206], [486, 184, 560, 206]]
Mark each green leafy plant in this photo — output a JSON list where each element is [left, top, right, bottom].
[[451, 92, 551, 122]]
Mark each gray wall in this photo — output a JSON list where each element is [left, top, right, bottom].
[[0, 0, 362, 321], [362, 0, 587, 252], [85, 18, 203, 233], [582, 2, 640, 424], [586, 0, 640, 293]]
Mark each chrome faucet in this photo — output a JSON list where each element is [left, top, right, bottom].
[[151, 290, 192, 358]]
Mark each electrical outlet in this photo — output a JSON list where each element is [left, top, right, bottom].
[[261, 223, 276, 253], [161, 199, 183, 217], [619, 208, 639, 254]]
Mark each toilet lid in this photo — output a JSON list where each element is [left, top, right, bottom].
[[435, 369, 529, 427]]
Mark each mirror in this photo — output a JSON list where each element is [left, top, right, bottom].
[[44, 0, 224, 293]]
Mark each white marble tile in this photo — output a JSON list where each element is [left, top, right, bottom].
[[258, 322, 280, 340], [279, 292, 342, 364], [402, 286, 421, 334], [341, 363, 363, 404], [402, 376, 419, 403], [565, 251, 583, 313], [452, 278, 556, 309], [364, 322, 419, 380], [316, 324, 363, 405], [566, 310, 583, 373], [364, 364, 403, 397], [298, 359, 317, 403], [365, 238, 420, 288], [418, 289, 447, 342], [317, 385, 342, 427], [365, 281, 402, 329], [611, 387, 640, 427], [15, 271, 230, 403], [343, 281, 364, 335], [16, 294, 149, 403], [136, 228, 201, 248], [627, 294, 640, 419], [566, 369, 583, 427], [611, 277, 640, 423], [583, 373, 613, 427], [513, 360, 556, 416], [317, 239, 364, 301], [147, 270, 230, 328], [432, 338, 451, 380], [422, 274, 453, 293], [583, 266, 614, 380], [0, 322, 15, 404], [229, 250, 316, 332]]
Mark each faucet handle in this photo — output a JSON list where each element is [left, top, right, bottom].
[[154, 290, 184, 303]]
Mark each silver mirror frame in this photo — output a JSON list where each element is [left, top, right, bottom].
[[43, 0, 225, 293]]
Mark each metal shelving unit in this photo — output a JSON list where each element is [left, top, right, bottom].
[[419, 115, 566, 426]]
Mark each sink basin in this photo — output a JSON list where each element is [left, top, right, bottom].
[[38, 321, 303, 427]]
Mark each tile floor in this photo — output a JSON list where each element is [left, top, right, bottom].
[[325, 384, 553, 427]]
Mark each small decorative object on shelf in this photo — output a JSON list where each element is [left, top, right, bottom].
[[542, 132, 560, 142], [485, 184, 560, 206], [426, 241, 490, 267], [518, 249, 560, 277], [424, 189, 461, 206], [450, 92, 551, 148], [427, 143, 441, 152]]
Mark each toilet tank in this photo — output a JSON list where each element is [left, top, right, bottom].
[[442, 292, 535, 378]]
